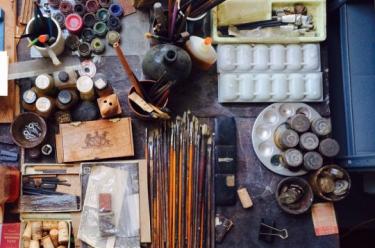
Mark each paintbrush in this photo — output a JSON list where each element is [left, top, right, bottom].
[[169, 0, 180, 40], [191, 0, 226, 18]]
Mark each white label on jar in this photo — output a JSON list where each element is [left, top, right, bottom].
[[36, 97, 51, 112], [36, 74, 51, 90], [77, 76, 94, 93]]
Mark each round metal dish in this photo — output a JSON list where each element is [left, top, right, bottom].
[[252, 103, 321, 176]]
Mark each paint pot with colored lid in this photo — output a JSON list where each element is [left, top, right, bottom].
[[35, 74, 56, 96], [107, 15, 121, 31], [274, 125, 299, 150], [106, 30, 120, 45], [98, 0, 112, 8], [53, 70, 77, 89], [78, 42, 92, 58], [82, 28, 95, 43], [73, 2, 86, 16], [93, 21, 108, 37], [53, 12, 66, 28], [83, 12, 97, 28], [91, 38, 105, 54], [108, 4, 123, 17], [96, 8, 110, 22], [77, 76, 95, 101], [65, 34, 80, 51], [59, 0, 73, 15], [36, 97, 54, 118], [56, 89, 79, 110], [66, 13, 83, 34], [86, 0, 100, 13], [94, 73, 113, 97], [22, 89, 38, 112], [287, 114, 311, 133], [311, 118, 332, 137]]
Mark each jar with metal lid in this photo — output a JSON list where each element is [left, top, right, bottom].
[[299, 132, 319, 151], [303, 151, 323, 171], [274, 125, 299, 150], [22, 89, 38, 112], [77, 76, 95, 101], [282, 148, 303, 171], [56, 90, 79, 110], [35, 97, 54, 118], [311, 118, 332, 137], [53, 70, 77, 90], [287, 114, 311, 133], [319, 138, 340, 158], [35, 74, 56, 96], [94, 73, 113, 97]]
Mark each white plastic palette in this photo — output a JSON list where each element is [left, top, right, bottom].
[[217, 44, 321, 73], [252, 103, 321, 176], [219, 72, 322, 102], [217, 43, 323, 103]]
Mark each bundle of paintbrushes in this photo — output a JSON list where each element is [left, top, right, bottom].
[[150, 0, 226, 44], [146, 111, 215, 248]]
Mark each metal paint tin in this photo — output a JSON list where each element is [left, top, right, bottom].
[[274, 125, 299, 150], [319, 138, 340, 158], [287, 114, 311, 133], [299, 132, 319, 151], [311, 118, 332, 136]]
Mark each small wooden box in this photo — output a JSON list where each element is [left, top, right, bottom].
[[56, 118, 134, 163]]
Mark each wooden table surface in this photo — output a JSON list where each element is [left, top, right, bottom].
[[0, 7, 340, 248]]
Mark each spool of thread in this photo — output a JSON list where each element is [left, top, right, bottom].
[[53, 12, 66, 28], [78, 42, 92, 58], [311, 118, 332, 137], [282, 148, 303, 171], [58, 221, 69, 245], [299, 132, 319, 151], [319, 138, 340, 158], [108, 4, 123, 17], [48, 0, 61, 8], [77, 76, 95, 101], [96, 8, 110, 22], [91, 38, 105, 54], [65, 13, 83, 34], [303, 151, 323, 171], [106, 30, 120, 46], [82, 28, 95, 42], [98, 0, 112, 8], [287, 114, 311, 133], [86, 0, 100, 13], [22, 89, 37, 112], [83, 12, 97, 28], [65, 34, 80, 51], [36, 97, 54, 118], [59, 1, 73, 15], [35, 74, 55, 96], [107, 15, 121, 31], [93, 21, 108, 37], [73, 2, 86, 16]]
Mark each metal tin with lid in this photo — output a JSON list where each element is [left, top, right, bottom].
[[299, 132, 319, 151], [56, 90, 79, 110], [282, 148, 303, 171], [319, 138, 340, 158], [274, 125, 299, 150], [303, 151, 323, 171], [287, 114, 311, 133], [311, 118, 332, 136]]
